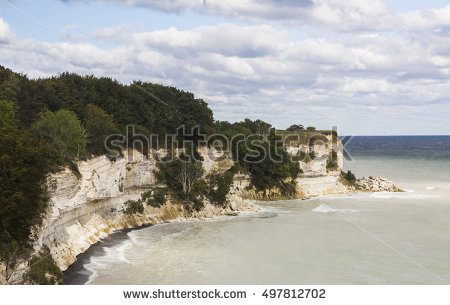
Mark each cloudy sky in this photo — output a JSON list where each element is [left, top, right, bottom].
[[1, 0, 449, 135]]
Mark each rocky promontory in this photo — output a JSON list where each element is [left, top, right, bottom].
[[355, 176, 404, 193]]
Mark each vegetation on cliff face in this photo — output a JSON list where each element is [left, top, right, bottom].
[[326, 150, 339, 171], [206, 168, 236, 206], [141, 188, 167, 208], [25, 246, 63, 285], [339, 170, 357, 189], [122, 200, 145, 216], [155, 150, 207, 211]]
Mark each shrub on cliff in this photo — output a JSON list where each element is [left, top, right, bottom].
[[155, 150, 208, 212], [26, 246, 63, 285], [144, 188, 167, 208], [206, 170, 234, 207], [156, 151, 205, 201], [286, 124, 304, 131], [326, 150, 339, 171], [122, 200, 144, 215], [245, 141, 300, 194], [345, 170, 356, 184]]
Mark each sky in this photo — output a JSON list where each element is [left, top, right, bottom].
[[0, 0, 449, 135]]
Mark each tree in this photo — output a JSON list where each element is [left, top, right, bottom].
[[156, 152, 205, 201], [345, 170, 356, 183], [175, 161, 204, 200], [306, 126, 316, 131], [84, 104, 118, 155], [287, 124, 304, 131], [31, 109, 86, 162], [206, 170, 234, 206], [244, 140, 299, 193], [0, 100, 49, 282]]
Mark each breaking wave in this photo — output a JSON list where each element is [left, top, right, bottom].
[[312, 204, 359, 213]]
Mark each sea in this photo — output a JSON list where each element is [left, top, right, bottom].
[[64, 136, 450, 285]]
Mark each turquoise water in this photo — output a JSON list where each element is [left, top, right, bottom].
[[67, 136, 450, 285]]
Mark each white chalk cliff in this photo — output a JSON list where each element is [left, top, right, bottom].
[[1, 139, 401, 284]]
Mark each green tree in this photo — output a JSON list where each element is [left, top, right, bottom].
[[84, 104, 117, 155], [286, 124, 304, 131], [345, 170, 356, 183], [31, 109, 86, 163], [0, 100, 49, 282], [156, 153, 205, 201], [244, 141, 299, 194], [206, 170, 234, 206]]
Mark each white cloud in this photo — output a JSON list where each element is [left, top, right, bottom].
[[2, 4, 450, 134], [0, 17, 13, 43], [62, 0, 395, 31], [91, 25, 133, 43]]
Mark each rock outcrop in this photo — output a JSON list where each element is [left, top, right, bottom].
[[355, 176, 404, 192]]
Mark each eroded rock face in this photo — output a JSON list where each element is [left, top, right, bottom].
[[356, 177, 404, 192], [33, 148, 257, 274], [296, 174, 348, 197]]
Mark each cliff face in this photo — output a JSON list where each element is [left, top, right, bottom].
[[239, 135, 348, 200], [292, 135, 348, 197], [3, 141, 399, 283], [34, 149, 255, 272]]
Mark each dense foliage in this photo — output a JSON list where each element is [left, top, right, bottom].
[[0, 67, 214, 137], [206, 169, 236, 206], [155, 151, 207, 210], [84, 104, 118, 155], [31, 109, 86, 163], [0, 100, 49, 278]]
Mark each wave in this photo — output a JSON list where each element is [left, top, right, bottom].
[[83, 235, 136, 284], [250, 211, 278, 218], [370, 191, 437, 199], [312, 204, 359, 213], [304, 190, 438, 201]]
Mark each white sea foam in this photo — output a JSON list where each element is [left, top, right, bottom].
[[84, 264, 98, 285], [370, 191, 436, 199], [312, 203, 359, 213], [308, 193, 372, 201], [84, 232, 141, 284]]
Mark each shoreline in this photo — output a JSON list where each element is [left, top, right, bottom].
[[62, 208, 260, 285], [63, 224, 155, 285], [62, 190, 393, 285]]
